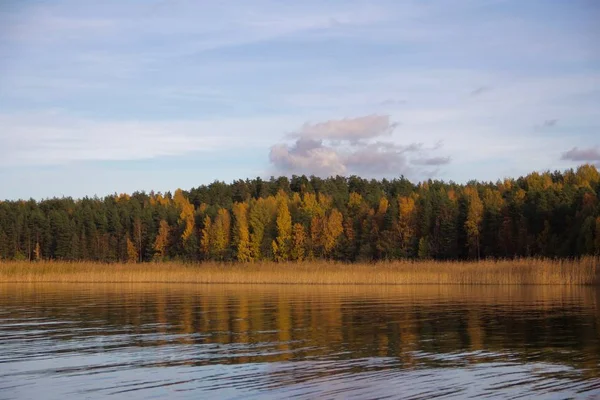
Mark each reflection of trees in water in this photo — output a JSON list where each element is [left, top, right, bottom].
[[1, 284, 599, 377]]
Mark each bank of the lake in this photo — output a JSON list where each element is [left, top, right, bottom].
[[1, 258, 598, 285]]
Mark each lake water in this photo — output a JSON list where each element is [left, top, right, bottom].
[[1, 284, 599, 399]]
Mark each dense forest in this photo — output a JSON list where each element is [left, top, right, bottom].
[[1, 165, 600, 263]]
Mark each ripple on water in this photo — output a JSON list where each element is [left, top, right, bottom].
[[0, 283, 599, 399]]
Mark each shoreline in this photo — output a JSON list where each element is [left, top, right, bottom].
[[1, 258, 598, 285]]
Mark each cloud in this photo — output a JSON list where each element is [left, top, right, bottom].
[[412, 156, 451, 166], [288, 115, 398, 143], [270, 115, 450, 177], [269, 139, 346, 176], [344, 142, 414, 174], [470, 86, 491, 96], [561, 146, 600, 165], [543, 119, 558, 127]]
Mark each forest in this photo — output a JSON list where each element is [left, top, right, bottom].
[[1, 164, 599, 263]]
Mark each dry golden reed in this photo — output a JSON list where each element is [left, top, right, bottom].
[[0, 257, 598, 285]]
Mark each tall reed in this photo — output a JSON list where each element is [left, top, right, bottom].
[[0, 258, 598, 285]]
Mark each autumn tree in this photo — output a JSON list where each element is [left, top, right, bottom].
[[248, 196, 277, 260], [232, 202, 252, 262], [212, 208, 231, 260], [398, 196, 417, 257], [126, 236, 138, 263], [174, 189, 196, 257], [0, 165, 598, 263], [153, 219, 170, 260], [323, 208, 344, 257], [200, 216, 212, 259], [291, 223, 306, 261], [273, 192, 292, 261]]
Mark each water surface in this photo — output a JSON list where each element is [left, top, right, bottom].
[[1, 284, 599, 399]]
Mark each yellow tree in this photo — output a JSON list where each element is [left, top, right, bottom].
[[232, 202, 252, 262], [464, 186, 484, 260], [323, 208, 344, 257], [174, 189, 195, 242], [212, 208, 231, 260], [291, 223, 306, 261], [318, 193, 332, 213], [398, 195, 416, 257], [377, 197, 389, 216], [348, 192, 363, 210], [249, 196, 277, 260], [575, 164, 600, 188], [126, 236, 138, 263], [273, 192, 292, 261], [200, 216, 212, 258], [153, 219, 170, 260], [301, 192, 320, 218]]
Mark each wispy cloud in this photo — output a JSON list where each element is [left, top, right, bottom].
[[412, 156, 452, 166], [0, 111, 277, 167]]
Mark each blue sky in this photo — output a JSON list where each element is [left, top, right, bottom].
[[0, 0, 598, 200]]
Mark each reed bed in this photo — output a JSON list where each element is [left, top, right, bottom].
[[0, 257, 598, 285]]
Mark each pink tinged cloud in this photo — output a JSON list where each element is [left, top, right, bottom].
[[270, 114, 450, 177], [561, 146, 600, 161]]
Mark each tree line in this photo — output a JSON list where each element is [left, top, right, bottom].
[[1, 165, 599, 262]]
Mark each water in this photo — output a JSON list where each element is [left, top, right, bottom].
[[1, 284, 599, 399]]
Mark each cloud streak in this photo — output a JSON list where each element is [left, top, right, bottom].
[[470, 86, 491, 96], [0, 111, 275, 167]]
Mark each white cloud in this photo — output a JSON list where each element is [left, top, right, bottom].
[[270, 115, 449, 177]]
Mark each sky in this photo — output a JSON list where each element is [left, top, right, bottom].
[[0, 0, 599, 200]]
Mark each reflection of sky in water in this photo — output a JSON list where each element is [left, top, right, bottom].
[[0, 284, 599, 399]]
